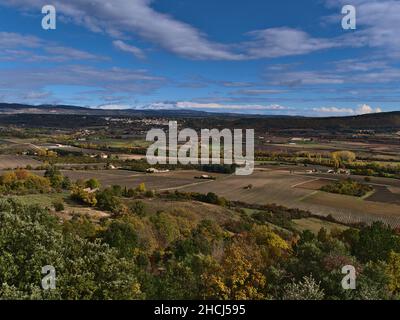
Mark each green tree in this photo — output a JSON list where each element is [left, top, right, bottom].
[[0, 199, 142, 300], [85, 178, 101, 190], [355, 222, 400, 262], [101, 220, 138, 258]]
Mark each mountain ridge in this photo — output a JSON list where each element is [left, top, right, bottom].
[[0, 102, 398, 118]]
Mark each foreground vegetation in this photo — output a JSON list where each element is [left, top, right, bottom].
[[1, 168, 400, 300]]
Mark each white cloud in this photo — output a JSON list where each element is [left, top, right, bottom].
[[0, 1, 362, 61], [133, 101, 290, 113], [0, 65, 166, 95], [312, 107, 355, 114], [244, 28, 339, 59], [233, 89, 287, 95], [175, 101, 288, 111], [3, 0, 400, 61], [325, 0, 400, 58], [0, 0, 244, 60], [266, 63, 400, 88], [356, 104, 382, 114], [313, 104, 383, 116], [23, 90, 51, 100], [113, 40, 145, 59], [96, 104, 131, 110], [45, 46, 106, 61], [0, 31, 41, 48], [0, 31, 106, 62], [266, 70, 344, 86]]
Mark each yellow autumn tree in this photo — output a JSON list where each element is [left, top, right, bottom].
[[250, 224, 290, 259], [386, 251, 400, 295], [331, 151, 356, 169], [201, 241, 266, 300], [136, 182, 146, 193]]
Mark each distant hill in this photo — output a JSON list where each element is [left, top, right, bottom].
[[0, 103, 90, 114], [0, 103, 399, 131], [228, 111, 400, 131]]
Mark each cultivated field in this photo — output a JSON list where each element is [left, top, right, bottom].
[[0, 155, 42, 169], [179, 168, 400, 227], [60, 169, 224, 191], [365, 186, 400, 205]]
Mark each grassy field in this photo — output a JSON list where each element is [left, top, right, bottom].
[[5, 193, 110, 220], [138, 198, 239, 225], [5, 193, 67, 207], [292, 217, 349, 234]]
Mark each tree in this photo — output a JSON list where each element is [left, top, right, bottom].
[[283, 275, 324, 300], [96, 188, 122, 213], [201, 241, 266, 300], [136, 183, 146, 193], [101, 221, 138, 258], [62, 176, 72, 190], [0, 170, 51, 194], [62, 215, 97, 240], [0, 199, 142, 300], [85, 178, 101, 190], [250, 224, 290, 259], [354, 222, 400, 262], [386, 251, 400, 295], [331, 151, 356, 169], [44, 166, 64, 189], [70, 186, 97, 207], [173, 220, 225, 259]]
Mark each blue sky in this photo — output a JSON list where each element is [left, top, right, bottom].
[[0, 0, 400, 116]]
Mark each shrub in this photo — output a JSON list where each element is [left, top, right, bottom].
[[52, 199, 65, 212], [0, 170, 51, 195], [96, 188, 122, 213], [130, 201, 146, 217], [70, 186, 97, 207], [85, 178, 101, 190]]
